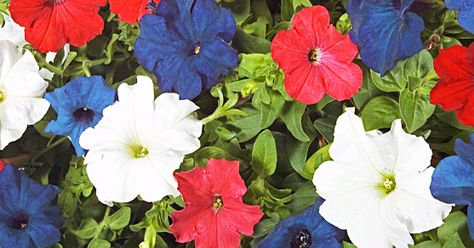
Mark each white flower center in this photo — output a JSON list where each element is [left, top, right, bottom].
[[130, 144, 148, 158], [379, 173, 396, 195]]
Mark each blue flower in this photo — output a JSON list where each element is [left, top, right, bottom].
[[430, 134, 474, 239], [0, 165, 63, 247], [135, 0, 238, 100], [446, 0, 474, 34], [257, 200, 344, 248], [346, 0, 425, 75], [45, 76, 115, 156]]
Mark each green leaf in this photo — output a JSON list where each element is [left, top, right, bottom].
[[72, 218, 100, 239], [302, 144, 331, 180], [342, 241, 357, 248], [252, 130, 277, 178], [362, 96, 401, 131], [287, 182, 318, 213], [232, 27, 271, 53], [438, 211, 473, 247], [88, 238, 111, 248], [442, 233, 466, 248], [280, 101, 310, 142], [412, 241, 442, 248], [105, 207, 131, 231], [399, 88, 436, 133]]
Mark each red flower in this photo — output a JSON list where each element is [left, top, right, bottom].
[[109, 0, 160, 24], [271, 6, 362, 104], [169, 159, 264, 248], [0, 160, 4, 172], [9, 0, 106, 53], [431, 43, 474, 127]]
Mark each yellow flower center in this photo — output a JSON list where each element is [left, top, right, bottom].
[[0, 88, 6, 102], [212, 195, 223, 211], [308, 48, 322, 64], [130, 144, 148, 158], [379, 174, 396, 195], [194, 46, 201, 55]]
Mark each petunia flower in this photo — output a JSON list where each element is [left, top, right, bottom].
[[312, 110, 452, 248], [109, 0, 160, 24], [9, 0, 106, 53], [169, 158, 264, 248], [271, 5, 362, 104], [45, 76, 115, 156], [346, 0, 425, 75], [257, 199, 344, 248], [0, 13, 27, 48], [430, 133, 474, 239], [0, 165, 63, 247], [430, 43, 474, 127], [135, 0, 238, 100], [445, 0, 474, 34], [0, 40, 50, 150], [79, 76, 202, 205]]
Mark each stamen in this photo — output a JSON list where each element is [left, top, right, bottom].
[[212, 195, 223, 211]]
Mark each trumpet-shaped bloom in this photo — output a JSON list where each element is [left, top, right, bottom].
[[257, 199, 344, 248], [109, 0, 160, 24], [430, 134, 474, 239], [313, 111, 452, 248], [271, 5, 362, 104], [346, 0, 425, 75], [0, 165, 63, 247], [169, 159, 264, 248], [445, 0, 474, 34], [45, 76, 116, 156], [80, 76, 202, 205], [430, 43, 474, 127], [9, 0, 106, 52], [0, 40, 50, 150], [135, 0, 238, 100]]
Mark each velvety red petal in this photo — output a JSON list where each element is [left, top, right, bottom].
[[169, 207, 215, 244], [220, 198, 264, 236], [434, 45, 473, 81], [205, 159, 247, 198], [319, 61, 362, 101], [456, 97, 474, 127], [174, 168, 212, 206], [0, 160, 4, 172], [430, 79, 474, 111], [468, 43, 474, 65], [284, 65, 325, 104], [291, 5, 330, 49], [321, 25, 359, 63], [109, 0, 160, 24], [9, 0, 106, 52], [271, 29, 310, 73]]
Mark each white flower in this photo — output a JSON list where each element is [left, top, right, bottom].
[[0, 40, 50, 149], [312, 110, 452, 248], [0, 13, 27, 47], [80, 76, 202, 205]]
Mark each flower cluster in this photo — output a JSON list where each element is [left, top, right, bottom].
[[0, 0, 474, 247]]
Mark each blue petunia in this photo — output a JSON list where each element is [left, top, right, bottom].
[[135, 0, 238, 100], [346, 0, 425, 75], [45, 76, 115, 156], [446, 0, 474, 34], [430, 134, 474, 239], [257, 199, 345, 248], [0, 165, 63, 247]]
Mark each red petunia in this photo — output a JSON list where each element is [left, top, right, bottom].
[[0, 160, 4, 172], [109, 0, 160, 24], [169, 159, 264, 248], [9, 0, 106, 53], [431, 43, 474, 127], [271, 5, 362, 104]]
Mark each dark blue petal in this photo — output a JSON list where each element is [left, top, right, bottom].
[[446, 0, 474, 33], [468, 204, 474, 240], [347, 0, 424, 75], [257, 200, 344, 248], [135, 0, 238, 99], [455, 135, 474, 166], [430, 156, 474, 205], [28, 220, 62, 247], [45, 76, 115, 156]]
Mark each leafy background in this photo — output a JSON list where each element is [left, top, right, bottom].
[[1, 0, 474, 247]]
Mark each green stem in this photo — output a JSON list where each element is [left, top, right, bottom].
[[31, 136, 69, 163], [202, 110, 225, 125], [94, 207, 111, 239]]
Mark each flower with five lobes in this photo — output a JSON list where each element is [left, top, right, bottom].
[[430, 133, 474, 239], [0, 40, 50, 150], [271, 5, 362, 105], [313, 110, 452, 248], [9, 0, 106, 52], [45, 76, 116, 156], [79, 76, 202, 205], [430, 43, 474, 127], [169, 159, 264, 248]]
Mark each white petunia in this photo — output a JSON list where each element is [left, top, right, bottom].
[[80, 76, 202, 205], [0, 40, 50, 149], [0, 13, 27, 47], [313, 110, 452, 248]]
